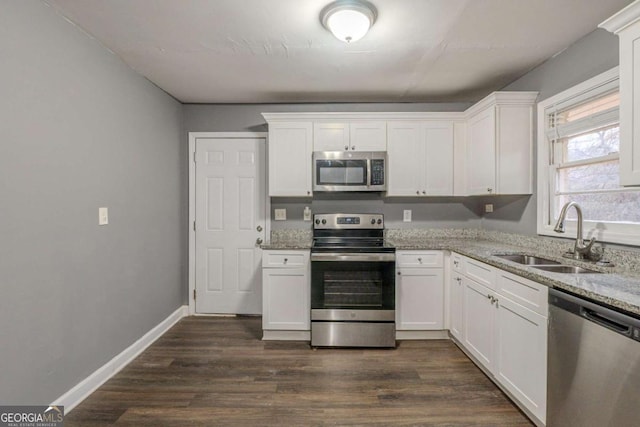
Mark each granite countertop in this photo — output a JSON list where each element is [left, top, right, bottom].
[[389, 236, 640, 317], [261, 229, 640, 316]]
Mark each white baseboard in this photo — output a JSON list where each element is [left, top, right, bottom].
[[396, 330, 449, 340], [262, 330, 311, 341], [52, 305, 188, 413]]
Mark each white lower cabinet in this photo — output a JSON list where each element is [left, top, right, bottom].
[[449, 254, 464, 341], [451, 253, 547, 425], [396, 251, 445, 331], [262, 250, 310, 335], [462, 276, 496, 371], [495, 294, 547, 422]]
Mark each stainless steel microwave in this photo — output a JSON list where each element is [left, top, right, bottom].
[[312, 151, 386, 192]]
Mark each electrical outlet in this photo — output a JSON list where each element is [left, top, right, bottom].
[[485, 204, 494, 213], [403, 210, 412, 222], [274, 208, 287, 221], [99, 207, 109, 225], [303, 206, 311, 221]]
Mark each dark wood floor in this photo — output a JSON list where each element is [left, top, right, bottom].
[[65, 316, 533, 426]]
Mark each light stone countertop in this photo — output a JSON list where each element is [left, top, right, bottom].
[[262, 228, 640, 316]]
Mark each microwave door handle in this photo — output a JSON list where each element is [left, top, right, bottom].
[[366, 158, 371, 188]]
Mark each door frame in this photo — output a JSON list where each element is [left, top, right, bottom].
[[188, 132, 270, 315]]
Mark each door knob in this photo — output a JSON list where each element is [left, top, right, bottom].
[[256, 225, 263, 232], [256, 238, 263, 245]]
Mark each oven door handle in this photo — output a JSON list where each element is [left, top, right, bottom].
[[311, 253, 396, 262]]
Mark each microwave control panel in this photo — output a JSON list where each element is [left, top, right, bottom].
[[371, 159, 385, 185]]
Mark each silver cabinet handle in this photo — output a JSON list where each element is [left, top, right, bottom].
[[455, 277, 462, 283], [422, 190, 426, 194], [283, 258, 288, 264], [351, 145, 355, 150], [345, 145, 349, 150], [487, 188, 493, 193], [256, 225, 263, 232], [307, 191, 311, 195], [256, 238, 263, 245], [397, 271, 401, 275], [453, 260, 459, 266], [418, 257, 422, 263], [416, 190, 420, 195], [487, 294, 492, 300]]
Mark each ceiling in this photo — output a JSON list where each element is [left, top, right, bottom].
[[46, 0, 632, 104]]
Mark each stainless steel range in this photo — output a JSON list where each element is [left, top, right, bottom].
[[310, 213, 396, 348]]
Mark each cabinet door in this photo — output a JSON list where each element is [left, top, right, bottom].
[[463, 277, 495, 371], [449, 273, 464, 341], [496, 105, 533, 194], [466, 107, 496, 195], [268, 122, 313, 196], [396, 268, 444, 330], [350, 121, 387, 151], [495, 296, 547, 423], [262, 268, 310, 330], [423, 121, 454, 195], [313, 122, 349, 151], [387, 121, 423, 196], [619, 23, 640, 185]]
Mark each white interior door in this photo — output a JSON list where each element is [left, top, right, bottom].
[[195, 136, 266, 314]]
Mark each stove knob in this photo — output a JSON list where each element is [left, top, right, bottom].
[[370, 219, 376, 225], [322, 219, 327, 225], [377, 219, 382, 225], [315, 219, 320, 225]]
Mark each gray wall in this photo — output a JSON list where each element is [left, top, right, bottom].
[[183, 102, 482, 232], [482, 29, 621, 235], [0, 1, 183, 404]]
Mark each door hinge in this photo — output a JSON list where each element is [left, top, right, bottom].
[[193, 221, 196, 231], [193, 152, 197, 162], [193, 289, 196, 301]]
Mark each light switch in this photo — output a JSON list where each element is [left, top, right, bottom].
[[403, 210, 412, 222], [303, 206, 311, 221], [275, 208, 287, 221], [99, 207, 109, 225], [485, 204, 494, 213]]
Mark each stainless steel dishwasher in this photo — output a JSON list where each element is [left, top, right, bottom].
[[548, 288, 640, 426]]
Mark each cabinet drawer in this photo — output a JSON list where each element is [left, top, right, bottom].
[[397, 251, 444, 268], [496, 270, 548, 316], [463, 256, 496, 290], [263, 251, 309, 268], [451, 252, 463, 272]]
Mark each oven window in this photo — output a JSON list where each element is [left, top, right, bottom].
[[317, 160, 366, 185], [311, 261, 395, 310]]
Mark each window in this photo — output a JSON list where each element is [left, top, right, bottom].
[[537, 67, 640, 245]]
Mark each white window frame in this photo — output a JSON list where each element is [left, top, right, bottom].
[[537, 66, 640, 246]]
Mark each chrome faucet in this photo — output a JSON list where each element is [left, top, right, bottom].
[[553, 202, 602, 261]]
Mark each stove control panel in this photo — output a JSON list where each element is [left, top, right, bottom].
[[313, 214, 384, 229]]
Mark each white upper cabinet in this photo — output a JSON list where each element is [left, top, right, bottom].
[[465, 92, 538, 195], [601, 2, 640, 186], [350, 121, 387, 151], [314, 121, 386, 151], [387, 121, 455, 196], [265, 121, 313, 197]]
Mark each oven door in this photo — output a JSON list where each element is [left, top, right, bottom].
[[310, 253, 395, 321]]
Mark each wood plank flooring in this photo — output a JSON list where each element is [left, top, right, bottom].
[[65, 316, 533, 426]]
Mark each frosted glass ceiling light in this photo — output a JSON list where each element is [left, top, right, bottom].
[[321, 0, 377, 43]]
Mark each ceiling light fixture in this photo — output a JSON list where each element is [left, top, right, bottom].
[[320, 0, 377, 43]]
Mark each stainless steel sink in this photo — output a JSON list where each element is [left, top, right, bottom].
[[494, 254, 561, 265], [531, 265, 601, 274]]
